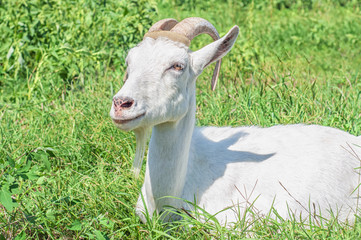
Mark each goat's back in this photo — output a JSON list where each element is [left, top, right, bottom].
[[184, 124, 361, 223]]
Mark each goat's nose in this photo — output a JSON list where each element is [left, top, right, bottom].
[[113, 96, 134, 110]]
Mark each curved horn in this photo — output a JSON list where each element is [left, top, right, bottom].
[[144, 18, 191, 47], [147, 18, 178, 33], [171, 17, 219, 41], [171, 17, 221, 90]]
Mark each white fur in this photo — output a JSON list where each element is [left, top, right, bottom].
[[110, 26, 361, 224]]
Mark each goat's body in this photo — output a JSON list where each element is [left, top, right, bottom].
[[137, 124, 361, 224], [183, 125, 361, 223]]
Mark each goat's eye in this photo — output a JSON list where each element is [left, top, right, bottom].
[[171, 63, 184, 71]]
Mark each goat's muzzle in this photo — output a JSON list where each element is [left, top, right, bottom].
[[113, 96, 134, 117]]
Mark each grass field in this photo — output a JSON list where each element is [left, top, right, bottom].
[[1, 0, 361, 239]]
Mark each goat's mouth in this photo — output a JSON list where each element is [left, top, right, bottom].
[[112, 112, 146, 125]]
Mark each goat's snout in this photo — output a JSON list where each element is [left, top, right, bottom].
[[113, 96, 134, 116], [114, 96, 134, 109]]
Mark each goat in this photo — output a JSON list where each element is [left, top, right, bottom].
[[110, 17, 361, 224]]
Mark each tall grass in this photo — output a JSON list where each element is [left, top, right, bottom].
[[1, 0, 361, 238]]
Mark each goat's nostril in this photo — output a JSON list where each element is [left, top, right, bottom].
[[113, 97, 134, 109], [120, 100, 134, 109]]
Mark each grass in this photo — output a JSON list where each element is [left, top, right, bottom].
[[1, 0, 361, 239]]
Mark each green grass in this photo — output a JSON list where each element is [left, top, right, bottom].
[[1, 0, 361, 239]]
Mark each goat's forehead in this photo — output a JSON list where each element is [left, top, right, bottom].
[[127, 38, 189, 66]]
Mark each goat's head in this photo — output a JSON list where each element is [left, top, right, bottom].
[[110, 18, 239, 131]]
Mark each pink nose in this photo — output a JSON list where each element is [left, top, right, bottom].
[[113, 97, 134, 116]]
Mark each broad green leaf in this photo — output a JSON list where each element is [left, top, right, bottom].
[[0, 188, 17, 212], [68, 220, 82, 231], [36, 176, 46, 185], [94, 230, 109, 240], [46, 209, 56, 221], [25, 170, 39, 180], [99, 217, 114, 229], [41, 154, 51, 171]]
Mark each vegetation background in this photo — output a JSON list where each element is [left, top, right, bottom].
[[1, 0, 361, 239]]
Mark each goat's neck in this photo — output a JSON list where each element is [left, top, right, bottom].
[[145, 95, 196, 212]]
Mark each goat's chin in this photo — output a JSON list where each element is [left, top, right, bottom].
[[112, 113, 146, 132]]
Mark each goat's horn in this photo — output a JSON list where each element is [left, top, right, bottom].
[[171, 17, 221, 90], [147, 18, 178, 33], [171, 17, 219, 41], [144, 18, 191, 46]]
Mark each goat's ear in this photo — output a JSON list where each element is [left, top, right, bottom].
[[191, 25, 239, 76]]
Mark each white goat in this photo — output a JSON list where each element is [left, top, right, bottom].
[[110, 17, 361, 224]]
